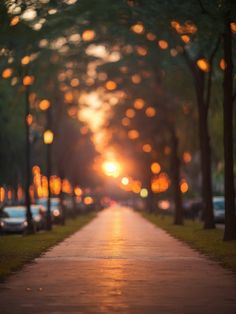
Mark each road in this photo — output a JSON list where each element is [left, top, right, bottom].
[[0, 206, 236, 313]]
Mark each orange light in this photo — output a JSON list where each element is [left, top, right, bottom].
[[171, 20, 197, 34], [151, 162, 161, 174], [126, 108, 136, 118], [80, 126, 88, 135], [32, 165, 41, 175], [122, 117, 130, 126], [50, 176, 61, 195], [146, 32, 156, 41], [7, 189, 12, 200], [128, 129, 139, 140], [21, 56, 31, 65], [171, 20, 181, 30], [158, 200, 170, 210], [145, 106, 156, 117], [131, 23, 144, 34], [219, 58, 226, 70], [23, 75, 34, 86], [70, 78, 80, 87], [105, 80, 117, 91], [142, 144, 152, 153], [230, 22, 236, 33], [0, 187, 5, 202], [121, 178, 133, 192], [43, 130, 54, 144], [131, 180, 142, 194], [102, 161, 121, 178], [39, 99, 50, 111], [2, 68, 13, 79], [74, 186, 82, 197], [84, 196, 94, 205], [151, 173, 170, 193], [29, 184, 34, 201], [196, 58, 210, 72], [82, 30, 96, 41], [131, 74, 141, 84], [17, 185, 24, 200], [183, 152, 192, 163], [26, 114, 33, 125], [62, 179, 72, 194], [10, 16, 20, 26], [158, 40, 168, 49], [64, 91, 74, 103], [41, 176, 49, 197], [181, 35, 190, 43], [133, 98, 145, 110], [180, 180, 189, 193], [136, 46, 148, 56]]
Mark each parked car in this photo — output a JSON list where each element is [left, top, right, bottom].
[[213, 196, 225, 223], [0, 205, 47, 233], [31, 205, 47, 230], [183, 199, 203, 220], [0, 206, 29, 233], [62, 196, 76, 218], [36, 198, 64, 224]]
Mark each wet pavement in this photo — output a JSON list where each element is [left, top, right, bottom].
[[1, 206, 236, 313]]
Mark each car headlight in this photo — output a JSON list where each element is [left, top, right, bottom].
[[34, 216, 41, 222], [0, 221, 5, 227], [23, 221, 28, 227], [53, 209, 60, 217]]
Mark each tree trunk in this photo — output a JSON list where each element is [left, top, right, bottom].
[[194, 74, 215, 229], [223, 16, 236, 241], [170, 128, 183, 225], [198, 105, 215, 229], [147, 187, 155, 213], [183, 51, 215, 229], [25, 86, 35, 234]]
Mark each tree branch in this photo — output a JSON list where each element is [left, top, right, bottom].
[[182, 48, 199, 81], [197, 0, 211, 15], [182, 47, 206, 103]]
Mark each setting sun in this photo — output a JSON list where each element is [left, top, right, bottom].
[[102, 161, 121, 178]]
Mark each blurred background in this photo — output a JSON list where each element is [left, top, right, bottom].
[[0, 0, 235, 239]]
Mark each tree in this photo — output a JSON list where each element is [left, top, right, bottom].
[[222, 7, 236, 240]]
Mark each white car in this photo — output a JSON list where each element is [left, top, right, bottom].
[[36, 198, 63, 224], [0, 206, 28, 233]]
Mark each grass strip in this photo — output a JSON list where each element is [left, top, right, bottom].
[[142, 212, 236, 272], [0, 213, 95, 281]]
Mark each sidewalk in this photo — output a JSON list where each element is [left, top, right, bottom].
[[1, 206, 236, 313]]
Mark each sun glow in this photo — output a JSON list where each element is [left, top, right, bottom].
[[102, 161, 121, 178]]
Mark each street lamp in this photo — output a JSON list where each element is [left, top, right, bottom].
[[23, 74, 35, 234], [44, 129, 54, 230], [44, 130, 54, 144]]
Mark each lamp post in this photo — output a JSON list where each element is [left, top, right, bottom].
[[43, 129, 54, 230], [23, 75, 35, 234]]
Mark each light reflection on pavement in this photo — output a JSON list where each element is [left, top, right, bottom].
[[0, 206, 235, 314]]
